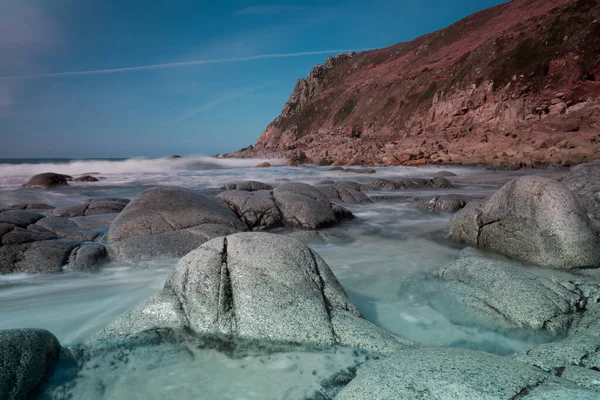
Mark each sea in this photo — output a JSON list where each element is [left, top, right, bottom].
[[0, 156, 578, 399]]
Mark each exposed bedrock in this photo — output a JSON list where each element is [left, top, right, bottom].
[[450, 175, 600, 268], [560, 162, 600, 234], [94, 233, 417, 355]]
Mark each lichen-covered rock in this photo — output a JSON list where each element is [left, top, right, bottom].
[[335, 347, 598, 399], [220, 181, 273, 191], [94, 233, 416, 355], [0, 329, 61, 400], [106, 187, 247, 261], [218, 190, 282, 230], [22, 173, 70, 188], [450, 176, 600, 269]]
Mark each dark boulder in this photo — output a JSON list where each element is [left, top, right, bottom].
[[417, 195, 467, 213], [0, 329, 61, 400], [73, 175, 99, 182], [22, 173, 71, 188]]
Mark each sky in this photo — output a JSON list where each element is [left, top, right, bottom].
[[0, 0, 507, 158]]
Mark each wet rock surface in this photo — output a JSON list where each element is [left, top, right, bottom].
[[218, 190, 283, 230], [335, 348, 597, 399], [417, 195, 468, 213], [561, 162, 600, 234], [0, 329, 61, 400], [22, 173, 71, 188]]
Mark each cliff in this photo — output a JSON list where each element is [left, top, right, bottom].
[[227, 0, 600, 168]]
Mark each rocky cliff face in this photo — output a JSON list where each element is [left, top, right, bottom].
[[227, 0, 600, 168]]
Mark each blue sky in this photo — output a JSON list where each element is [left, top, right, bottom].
[[0, 0, 506, 158]]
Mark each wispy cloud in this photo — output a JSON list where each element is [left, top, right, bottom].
[[0, 49, 364, 81], [166, 81, 279, 126]]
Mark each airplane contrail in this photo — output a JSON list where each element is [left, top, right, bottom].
[[0, 49, 365, 81]]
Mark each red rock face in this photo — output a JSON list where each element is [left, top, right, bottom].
[[227, 0, 600, 168]]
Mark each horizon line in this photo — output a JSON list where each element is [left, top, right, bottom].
[[0, 49, 368, 81]]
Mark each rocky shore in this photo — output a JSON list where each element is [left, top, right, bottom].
[[1, 162, 600, 398]]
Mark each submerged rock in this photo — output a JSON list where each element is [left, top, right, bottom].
[[0, 329, 61, 400], [335, 348, 597, 399], [433, 170, 457, 178], [94, 233, 416, 355], [107, 187, 247, 261], [22, 173, 70, 188], [450, 176, 600, 269]]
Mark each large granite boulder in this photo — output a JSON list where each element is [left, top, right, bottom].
[[450, 176, 600, 269], [0, 329, 61, 400], [335, 348, 597, 399], [273, 183, 350, 229], [434, 250, 583, 334], [218, 190, 282, 230], [94, 233, 416, 355], [0, 238, 78, 274], [107, 187, 247, 261], [561, 163, 600, 234], [22, 173, 70, 188]]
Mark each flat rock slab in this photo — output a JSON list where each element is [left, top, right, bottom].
[[0, 329, 61, 400], [51, 198, 130, 218], [335, 348, 596, 399], [35, 217, 100, 242], [69, 213, 119, 230]]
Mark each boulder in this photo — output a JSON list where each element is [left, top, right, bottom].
[[450, 176, 600, 269], [0, 210, 45, 227], [73, 175, 99, 182], [8, 203, 54, 211], [220, 181, 273, 191], [94, 233, 416, 355], [561, 163, 600, 234], [169, 155, 182, 159], [273, 183, 343, 229], [69, 213, 119, 230], [318, 184, 372, 204], [51, 198, 130, 218], [0, 329, 61, 400], [34, 217, 100, 242], [255, 162, 271, 168], [218, 190, 282, 230], [335, 348, 596, 399], [106, 187, 247, 261], [417, 195, 467, 213], [0, 239, 78, 274], [67, 243, 108, 272], [22, 173, 70, 188]]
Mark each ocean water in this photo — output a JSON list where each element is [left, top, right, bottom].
[[0, 156, 574, 399]]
